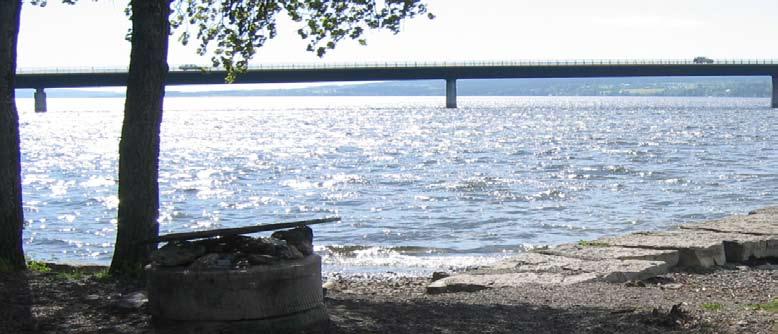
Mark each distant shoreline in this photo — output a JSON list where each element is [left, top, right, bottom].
[[14, 76, 772, 99]]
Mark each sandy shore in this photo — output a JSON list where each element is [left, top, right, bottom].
[[1, 261, 776, 333]]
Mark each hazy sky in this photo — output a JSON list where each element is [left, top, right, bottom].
[[16, 0, 778, 69]]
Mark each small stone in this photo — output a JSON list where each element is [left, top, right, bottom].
[[193, 235, 252, 253], [661, 283, 683, 290], [322, 279, 337, 291], [189, 253, 235, 270], [625, 281, 646, 288], [151, 241, 206, 267], [431, 271, 450, 282], [322, 279, 337, 297], [237, 237, 278, 255], [219, 235, 254, 252], [426, 278, 490, 294], [755, 264, 778, 270], [233, 258, 250, 269], [192, 238, 228, 253], [246, 254, 275, 265], [277, 244, 305, 260]]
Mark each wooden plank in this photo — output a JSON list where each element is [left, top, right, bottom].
[[141, 217, 341, 244]]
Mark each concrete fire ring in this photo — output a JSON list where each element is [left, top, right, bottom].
[[147, 254, 325, 324]]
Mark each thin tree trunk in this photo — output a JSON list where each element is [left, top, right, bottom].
[[110, 0, 171, 276], [0, 0, 25, 271]]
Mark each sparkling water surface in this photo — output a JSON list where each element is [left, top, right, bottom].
[[17, 96, 778, 274]]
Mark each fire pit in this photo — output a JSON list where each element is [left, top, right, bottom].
[[145, 218, 338, 333]]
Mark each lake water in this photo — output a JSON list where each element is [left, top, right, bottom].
[[16, 96, 778, 275]]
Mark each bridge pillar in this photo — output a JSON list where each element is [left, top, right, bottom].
[[445, 78, 457, 108], [770, 75, 778, 108], [34, 88, 47, 113]]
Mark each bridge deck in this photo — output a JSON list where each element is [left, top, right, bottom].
[[16, 59, 778, 110], [16, 59, 778, 89]]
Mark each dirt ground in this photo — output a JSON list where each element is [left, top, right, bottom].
[[1, 262, 776, 334]]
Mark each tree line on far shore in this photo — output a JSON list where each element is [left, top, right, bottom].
[[0, 0, 432, 277]]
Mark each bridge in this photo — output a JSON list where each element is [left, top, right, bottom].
[[16, 59, 778, 112]]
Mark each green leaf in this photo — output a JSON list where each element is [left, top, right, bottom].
[[170, 0, 432, 81]]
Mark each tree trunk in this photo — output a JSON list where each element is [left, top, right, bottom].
[[110, 0, 171, 276], [0, 0, 25, 271]]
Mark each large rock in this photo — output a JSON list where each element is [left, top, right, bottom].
[[151, 241, 207, 267], [427, 252, 672, 293], [427, 272, 597, 294], [237, 237, 283, 255], [481, 252, 672, 283], [597, 230, 727, 268], [272, 226, 314, 256], [680, 213, 778, 236], [277, 244, 305, 260], [538, 243, 679, 267], [747, 206, 778, 216], [426, 206, 778, 294], [598, 228, 778, 267], [194, 235, 252, 253], [721, 236, 778, 262]]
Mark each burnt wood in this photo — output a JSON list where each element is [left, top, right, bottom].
[[142, 217, 341, 244]]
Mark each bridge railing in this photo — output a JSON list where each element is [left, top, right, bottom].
[[17, 59, 778, 74]]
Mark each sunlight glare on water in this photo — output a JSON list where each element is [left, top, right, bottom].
[[17, 96, 778, 273]]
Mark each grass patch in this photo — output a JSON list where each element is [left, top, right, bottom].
[[55, 268, 112, 282], [701, 303, 723, 311], [577, 240, 609, 248], [93, 269, 111, 281], [26, 259, 51, 273], [55, 269, 87, 280], [748, 299, 778, 313]]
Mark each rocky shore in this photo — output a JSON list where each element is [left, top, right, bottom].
[[427, 206, 777, 294], [1, 207, 776, 333]]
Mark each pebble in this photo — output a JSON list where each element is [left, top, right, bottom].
[[660, 283, 683, 290]]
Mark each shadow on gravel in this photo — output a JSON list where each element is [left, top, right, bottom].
[[326, 297, 718, 334], [0, 272, 34, 333], [1, 269, 150, 334]]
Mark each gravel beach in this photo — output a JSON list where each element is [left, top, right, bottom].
[[1, 262, 775, 333]]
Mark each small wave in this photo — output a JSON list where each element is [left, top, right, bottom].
[[525, 188, 567, 201], [444, 176, 502, 192], [660, 178, 689, 185], [281, 174, 368, 190], [317, 245, 510, 274], [80, 177, 115, 188]]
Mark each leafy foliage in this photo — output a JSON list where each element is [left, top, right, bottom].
[[28, 0, 81, 7], [31, 0, 432, 83], [171, 0, 433, 82], [26, 259, 51, 273]]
